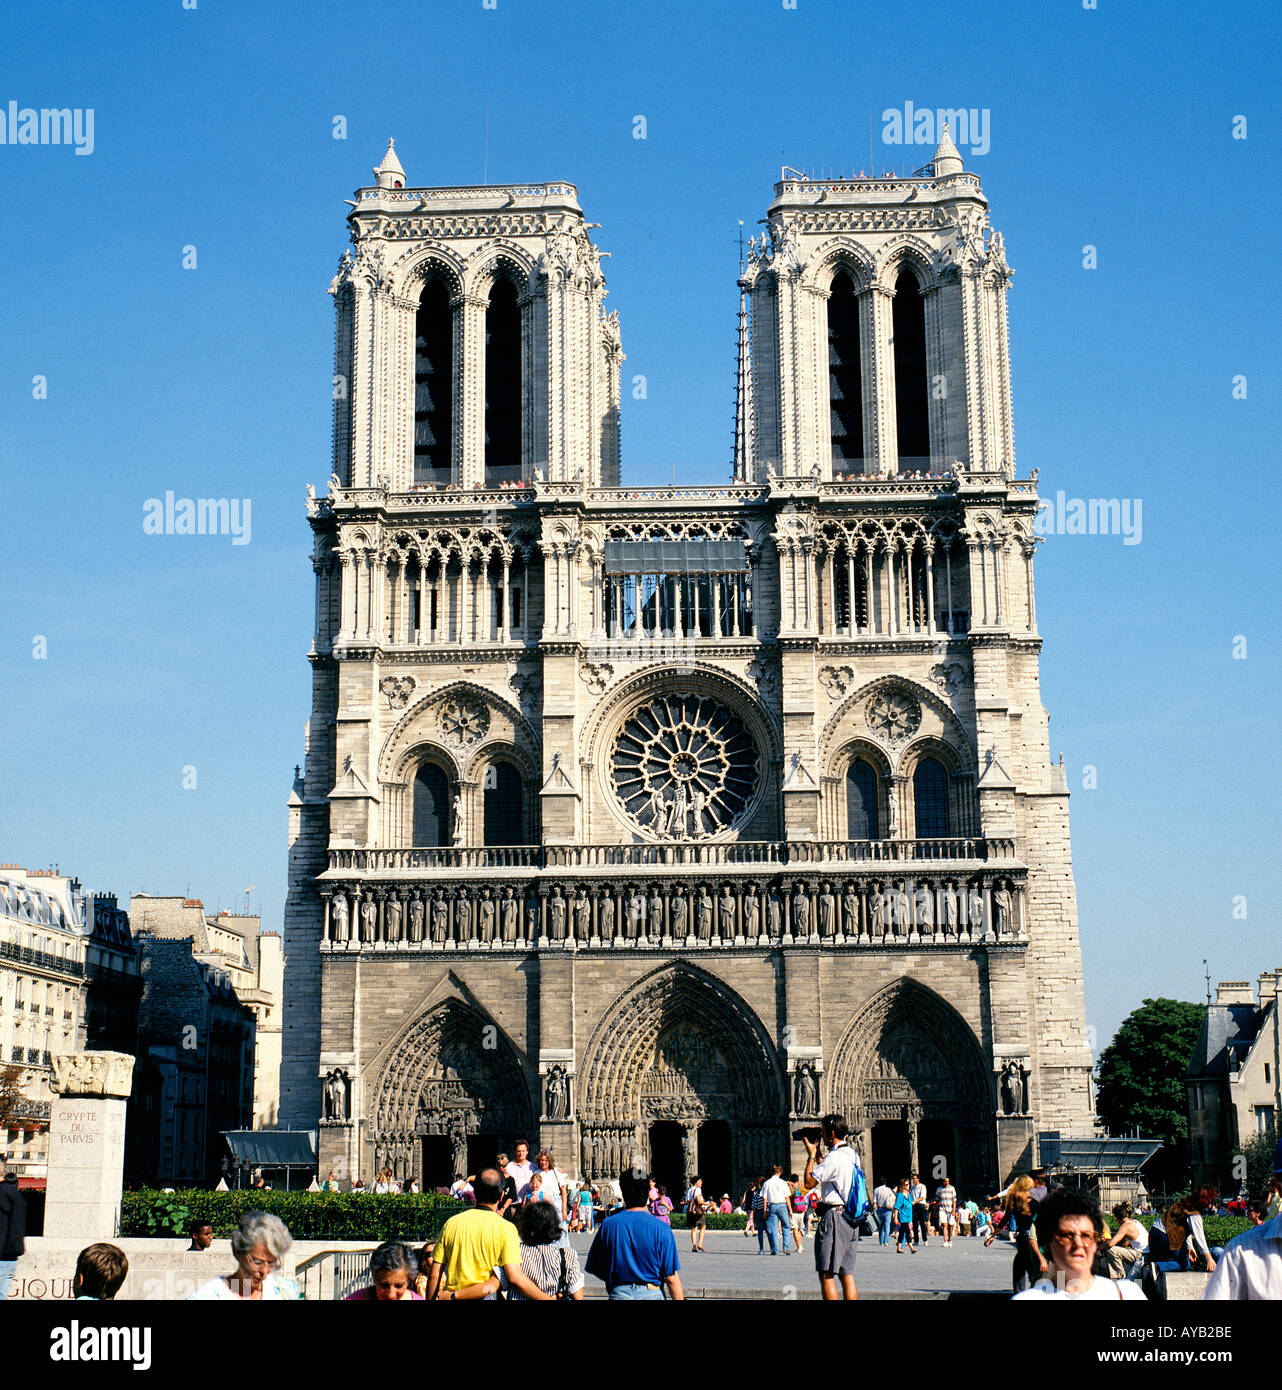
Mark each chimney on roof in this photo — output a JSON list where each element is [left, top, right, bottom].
[[1259, 973, 1278, 1006], [1215, 981, 1255, 1006]]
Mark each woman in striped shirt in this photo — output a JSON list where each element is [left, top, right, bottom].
[[503, 1200, 585, 1300]]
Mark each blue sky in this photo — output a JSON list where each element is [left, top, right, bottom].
[[1, 0, 1278, 1060]]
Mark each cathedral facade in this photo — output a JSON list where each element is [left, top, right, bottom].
[[278, 132, 1094, 1200]]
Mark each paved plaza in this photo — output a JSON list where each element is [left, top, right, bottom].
[[569, 1228, 1018, 1299]]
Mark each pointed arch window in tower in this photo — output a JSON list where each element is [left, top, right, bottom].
[[913, 757, 950, 838], [484, 277, 522, 485], [892, 269, 931, 470], [846, 758, 880, 840], [414, 277, 454, 485], [828, 271, 865, 471]]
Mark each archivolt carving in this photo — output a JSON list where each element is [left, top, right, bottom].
[[827, 978, 989, 1125], [394, 245, 466, 302], [821, 675, 973, 777], [379, 680, 540, 785], [876, 236, 937, 293], [466, 240, 538, 296], [801, 238, 878, 293], [579, 962, 783, 1125], [368, 998, 533, 1155]]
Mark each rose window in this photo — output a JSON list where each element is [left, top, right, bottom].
[[866, 691, 921, 741], [438, 699, 490, 746], [611, 694, 758, 839]]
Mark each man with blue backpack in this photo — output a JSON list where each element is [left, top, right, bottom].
[[801, 1113, 867, 1301]]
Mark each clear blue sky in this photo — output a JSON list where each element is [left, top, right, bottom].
[[2, 0, 1278, 1062]]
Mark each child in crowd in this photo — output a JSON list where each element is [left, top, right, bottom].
[[74, 1243, 129, 1300]]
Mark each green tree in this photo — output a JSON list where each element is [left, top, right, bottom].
[[1096, 997, 1205, 1195], [1236, 1127, 1278, 1199]]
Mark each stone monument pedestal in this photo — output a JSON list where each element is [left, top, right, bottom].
[[43, 1051, 134, 1240]]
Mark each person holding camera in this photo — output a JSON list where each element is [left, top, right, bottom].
[[801, 1113, 861, 1301]]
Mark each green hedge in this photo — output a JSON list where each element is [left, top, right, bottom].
[[668, 1213, 747, 1231], [1136, 1214, 1250, 1247], [121, 1189, 465, 1243]]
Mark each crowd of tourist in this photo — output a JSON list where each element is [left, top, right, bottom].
[[3, 1144, 1281, 1302]]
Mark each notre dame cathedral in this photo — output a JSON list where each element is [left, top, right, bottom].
[[279, 129, 1095, 1199]]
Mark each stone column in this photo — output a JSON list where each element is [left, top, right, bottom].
[[44, 1052, 135, 1239]]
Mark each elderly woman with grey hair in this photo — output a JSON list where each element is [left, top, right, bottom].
[[343, 1240, 425, 1301], [189, 1211, 302, 1300]]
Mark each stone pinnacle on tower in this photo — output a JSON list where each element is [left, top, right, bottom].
[[733, 224, 755, 484], [932, 121, 963, 178], [373, 138, 406, 189]]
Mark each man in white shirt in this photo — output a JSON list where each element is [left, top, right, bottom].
[[1012, 1189, 1145, 1301], [872, 1181, 897, 1245], [761, 1166, 794, 1255], [802, 1114, 861, 1301], [507, 1140, 534, 1199], [1203, 1212, 1282, 1300]]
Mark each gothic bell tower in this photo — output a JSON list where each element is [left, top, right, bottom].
[[329, 139, 622, 492], [741, 124, 1014, 481]]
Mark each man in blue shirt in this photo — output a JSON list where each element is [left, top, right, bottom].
[[586, 1167, 684, 1300]]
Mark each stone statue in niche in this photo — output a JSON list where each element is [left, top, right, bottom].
[[718, 884, 736, 939], [360, 896, 377, 943], [993, 880, 1014, 935], [818, 883, 836, 938], [386, 895, 403, 943], [549, 887, 566, 941], [408, 895, 424, 944], [869, 881, 886, 939], [742, 891, 760, 939], [794, 1062, 818, 1116], [1000, 1060, 1024, 1116], [332, 893, 349, 943], [431, 892, 449, 944], [767, 891, 783, 938], [967, 880, 986, 933], [628, 889, 645, 939], [546, 1066, 569, 1120], [574, 890, 591, 939], [454, 892, 472, 942], [670, 890, 688, 938], [648, 887, 664, 940], [915, 882, 935, 932], [478, 887, 495, 943], [842, 884, 859, 937], [695, 889, 712, 941], [598, 891, 615, 939], [942, 881, 959, 935], [324, 1068, 348, 1124], [792, 884, 811, 936], [501, 887, 518, 942]]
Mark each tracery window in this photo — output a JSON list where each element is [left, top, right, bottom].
[[611, 695, 759, 840], [412, 763, 451, 847], [913, 757, 950, 838], [846, 758, 880, 839]]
